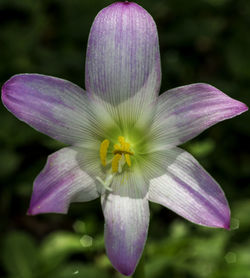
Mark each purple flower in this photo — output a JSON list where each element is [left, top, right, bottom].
[[1, 2, 248, 276]]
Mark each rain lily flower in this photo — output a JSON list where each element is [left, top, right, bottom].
[[1, 1, 248, 276]]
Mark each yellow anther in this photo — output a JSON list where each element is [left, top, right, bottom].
[[118, 136, 125, 144], [113, 143, 121, 151], [112, 153, 122, 173], [100, 139, 110, 166], [113, 137, 134, 155], [99, 136, 134, 174], [112, 136, 133, 172], [124, 142, 130, 152], [125, 154, 131, 167]]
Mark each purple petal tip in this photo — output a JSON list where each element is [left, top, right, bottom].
[[99, 1, 155, 26], [26, 205, 42, 216], [2, 77, 12, 108], [1, 76, 22, 118], [223, 218, 231, 231], [211, 207, 231, 230], [26, 208, 35, 216], [109, 1, 143, 8], [239, 102, 248, 113], [26, 205, 44, 216], [111, 262, 135, 276]]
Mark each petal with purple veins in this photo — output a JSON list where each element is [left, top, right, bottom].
[[150, 83, 248, 149], [28, 147, 100, 215], [147, 147, 230, 229], [85, 2, 161, 125], [101, 171, 149, 276], [2, 74, 113, 147]]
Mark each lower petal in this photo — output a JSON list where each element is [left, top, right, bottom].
[[28, 147, 100, 215], [101, 172, 149, 276], [147, 148, 230, 229]]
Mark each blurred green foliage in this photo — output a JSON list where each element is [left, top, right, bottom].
[[0, 0, 249, 277]]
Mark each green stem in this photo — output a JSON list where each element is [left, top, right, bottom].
[[132, 253, 145, 278]]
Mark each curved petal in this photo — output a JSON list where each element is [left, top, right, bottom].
[[85, 2, 161, 124], [28, 147, 100, 215], [101, 171, 149, 276], [147, 148, 230, 229], [1, 74, 111, 147], [150, 83, 248, 149]]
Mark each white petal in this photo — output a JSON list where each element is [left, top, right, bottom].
[[2, 74, 116, 147], [28, 147, 101, 215], [150, 83, 248, 149], [101, 170, 149, 276], [85, 2, 161, 128], [147, 148, 230, 229]]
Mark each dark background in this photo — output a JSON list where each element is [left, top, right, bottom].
[[0, 0, 250, 277]]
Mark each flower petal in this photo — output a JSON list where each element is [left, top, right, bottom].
[[101, 171, 149, 276], [85, 2, 161, 117], [28, 147, 100, 215], [150, 83, 248, 149], [147, 148, 230, 229], [1, 74, 111, 146]]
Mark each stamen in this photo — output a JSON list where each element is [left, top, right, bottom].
[[118, 136, 125, 144], [99, 136, 134, 175], [112, 153, 122, 173], [125, 154, 131, 167], [100, 139, 110, 166]]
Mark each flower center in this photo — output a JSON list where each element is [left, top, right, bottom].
[[97, 136, 134, 192], [100, 136, 134, 173]]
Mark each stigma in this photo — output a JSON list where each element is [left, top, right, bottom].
[[100, 136, 134, 173]]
